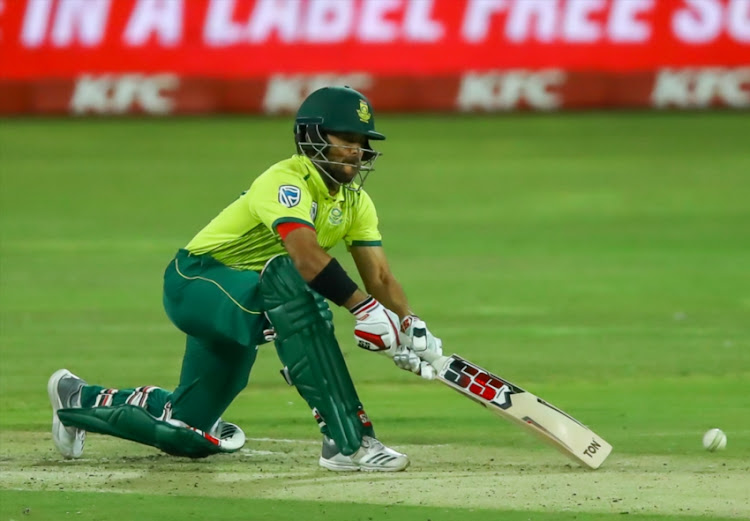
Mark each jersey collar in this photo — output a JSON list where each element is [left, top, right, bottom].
[[298, 155, 347, 203]]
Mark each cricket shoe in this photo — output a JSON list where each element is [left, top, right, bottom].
[[319, 435, 409, 472], [47, 369, 87, 459], [209, 419, 246, 452]]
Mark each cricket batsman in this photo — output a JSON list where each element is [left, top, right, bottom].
[[48, 86, 443, 472]]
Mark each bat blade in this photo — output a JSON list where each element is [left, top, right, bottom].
[[435, 354, 612, 469]]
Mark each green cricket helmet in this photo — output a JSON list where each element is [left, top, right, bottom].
[[294, 86, 385, 192]]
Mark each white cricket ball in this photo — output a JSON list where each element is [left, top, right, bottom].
[[702, 428, 727, 452]]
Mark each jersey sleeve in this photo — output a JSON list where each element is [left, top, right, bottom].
[[247, 170, 314, 235], [345, 190, 383, 248]]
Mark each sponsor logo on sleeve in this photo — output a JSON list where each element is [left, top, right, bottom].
[[278, 185, 302, 208]]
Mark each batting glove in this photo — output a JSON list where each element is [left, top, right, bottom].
[[391, 345, 437, 380], [400, 315, 443, 364], [351, 296, 400, 352]]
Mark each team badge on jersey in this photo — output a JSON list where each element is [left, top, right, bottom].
[[329, 207, 343, 225], [278, 185, 301, 208]]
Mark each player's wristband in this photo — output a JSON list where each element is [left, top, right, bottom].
[[308, 258, 358, 307]]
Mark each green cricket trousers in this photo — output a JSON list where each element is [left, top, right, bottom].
[[78, 249, 268, 432]]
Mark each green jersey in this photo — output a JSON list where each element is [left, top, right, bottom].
[[185, 155, 382, 271]]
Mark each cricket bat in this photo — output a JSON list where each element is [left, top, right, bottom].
[[432, 354, 612, 469]]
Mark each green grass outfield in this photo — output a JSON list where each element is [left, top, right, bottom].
[[1, 113, 748, 521]]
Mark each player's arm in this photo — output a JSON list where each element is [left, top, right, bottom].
[[345, 192, 442, 366], [350, 245, 443, 365], [280, 224, 366, 309], [350, 245, 410, 319], [278, 224, 401, 355]]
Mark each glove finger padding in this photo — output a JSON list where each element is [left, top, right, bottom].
[[392, 345, 421, 372], [391, 345, 437, 380]]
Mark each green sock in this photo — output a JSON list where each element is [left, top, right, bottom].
[[81, 385, 171, 419]]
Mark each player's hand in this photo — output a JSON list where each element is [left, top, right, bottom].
[[391, 345, 437, 380], [351, 297, 400, 352], [400, 315, 443, 364]]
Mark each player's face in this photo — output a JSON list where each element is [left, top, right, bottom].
[[325, 132, 366, 184]]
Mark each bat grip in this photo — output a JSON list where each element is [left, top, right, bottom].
[[428, 355, 451, 373]]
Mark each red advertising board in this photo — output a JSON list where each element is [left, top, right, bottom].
[[1, 0, 749, 114]]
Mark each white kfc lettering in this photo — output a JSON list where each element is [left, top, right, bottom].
[[51, 0, 112, 47], [248, 0, 301, 43], [359, 0, 401, 42], [263, 74, 373, 114], [403, 0, 444, 42], [728, 0, 750, 42], [70, 75, 110, 114], [608, 0, 654, 42], [204, 0, 243, 46], [652, 68, 750, 108], [562, 0, 606, 43], [672, 0, 723, 43], [124, 0, 183, 46], [70, 74, 179, 114], [305, 0, 354, 43], [462, 0, 508, 43], [721, 68, 750, 106], [651, 69, 696, 108], [457, 70, 565, 111]]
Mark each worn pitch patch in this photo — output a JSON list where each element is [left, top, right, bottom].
[[2, 433, 748, 518]]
